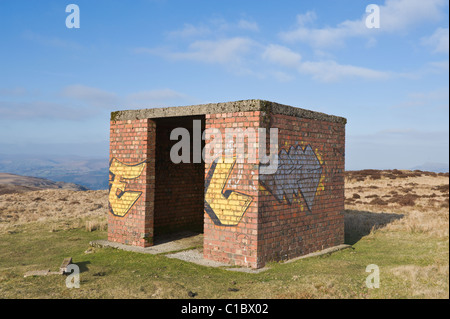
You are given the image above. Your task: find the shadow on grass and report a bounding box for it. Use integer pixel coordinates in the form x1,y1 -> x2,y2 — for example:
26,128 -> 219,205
153,230 -> 202,246
74,261 -> 91,273
344,209 -> 404,245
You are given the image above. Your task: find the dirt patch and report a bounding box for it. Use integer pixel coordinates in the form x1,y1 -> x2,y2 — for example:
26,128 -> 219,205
433,184 -> 449,193
344,169 -> 438,182
389,194 -> 420,206
421,193 -> 438,198
399,187 -> 414,193
369,198 -> 388,206
345,169 -> 382,181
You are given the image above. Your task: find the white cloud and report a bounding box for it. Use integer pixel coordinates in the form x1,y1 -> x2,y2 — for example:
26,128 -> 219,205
142,38 -> 394,82
270,71 -> 295,82
139,13 -> 407,82
0,100 -> 89,120
0,86 -> 99,120
409,88 -> 449,101
209,17 -> 259,32
61,85 -> 196,109
166,24 -> 211,38
427,60 -> 450,71
61,85 -> 120,108
279,0 -> 447,48
280,19 -> 366,48
137,16 -> 263,75
421,27 -> 449,54
138,37 -> 256,65
126,89 -> 196,107
380,0 -> 445,31
299,60 -> 390,82
365,37 -> 378,48
23,31 -> 83,50
261,44 -> 391,82
0,85 -> 196,120
262,44 -> 302,68
237,19 -> 259,32
391,87 -> 449,109
182,37 -> 255,63
296,11 -> 317,26
165,18 -> 259,40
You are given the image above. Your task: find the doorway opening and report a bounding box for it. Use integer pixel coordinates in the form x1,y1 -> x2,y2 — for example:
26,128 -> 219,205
153,115 -> 205,243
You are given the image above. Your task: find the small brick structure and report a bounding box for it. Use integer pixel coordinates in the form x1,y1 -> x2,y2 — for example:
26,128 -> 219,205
108,100 -> 346,268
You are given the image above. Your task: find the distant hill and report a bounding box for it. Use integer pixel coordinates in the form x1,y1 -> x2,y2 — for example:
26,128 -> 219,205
0,172 -> 89,195
0,154 -> 108,190
412,162 -> 449,173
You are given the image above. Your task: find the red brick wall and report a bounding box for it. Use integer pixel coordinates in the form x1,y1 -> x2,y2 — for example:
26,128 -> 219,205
203,111 -> 261,268
258,113 -> 345,264
108,108 -> 345,268
108,119 -> 155,247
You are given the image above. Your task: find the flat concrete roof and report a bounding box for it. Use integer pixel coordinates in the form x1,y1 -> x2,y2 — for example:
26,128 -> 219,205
111,99 -> 347,124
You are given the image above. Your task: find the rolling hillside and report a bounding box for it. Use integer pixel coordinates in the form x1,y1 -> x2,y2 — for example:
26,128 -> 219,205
0,172 -> 88,195
0,154 -> 108,190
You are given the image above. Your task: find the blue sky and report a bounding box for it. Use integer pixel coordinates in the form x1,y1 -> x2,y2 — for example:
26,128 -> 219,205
0,0 -> 448,170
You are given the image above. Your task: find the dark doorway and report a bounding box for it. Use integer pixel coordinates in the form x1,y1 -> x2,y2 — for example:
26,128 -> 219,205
153,115 -> 205,240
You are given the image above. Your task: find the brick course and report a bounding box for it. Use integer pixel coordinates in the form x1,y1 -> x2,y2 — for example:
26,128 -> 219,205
108,118 -> 155,247
257,113 -> 345,265
203,111 -> 261,268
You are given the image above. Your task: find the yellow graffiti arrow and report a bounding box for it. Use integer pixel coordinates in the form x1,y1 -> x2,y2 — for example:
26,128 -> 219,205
205,157 -> 253,226
109,158 -> 146,217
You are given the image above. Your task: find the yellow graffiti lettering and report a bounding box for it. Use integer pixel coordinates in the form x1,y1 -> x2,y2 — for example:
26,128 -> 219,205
205,157 -> 253,226
109,158 -> 146,217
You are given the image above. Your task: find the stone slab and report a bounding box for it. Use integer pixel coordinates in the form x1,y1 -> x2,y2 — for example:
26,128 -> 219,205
111,99 -> 347,124
90,236 -> 350,272
59,257 -> 72,274
90,231 -> 203,255
24,270 -> 50,277
165,249 -> 229,268
166,249 -> 270,273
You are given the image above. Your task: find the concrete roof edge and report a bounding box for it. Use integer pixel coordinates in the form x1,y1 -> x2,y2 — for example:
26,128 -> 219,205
110,99 -> 347,124
263,100 -> 347,125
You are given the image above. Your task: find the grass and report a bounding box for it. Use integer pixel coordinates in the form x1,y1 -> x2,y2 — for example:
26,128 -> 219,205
0,171 -> 448,299
0,215 -> 447,299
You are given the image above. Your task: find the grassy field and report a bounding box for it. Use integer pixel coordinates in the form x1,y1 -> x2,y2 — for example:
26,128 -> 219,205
0,170 -> 448,299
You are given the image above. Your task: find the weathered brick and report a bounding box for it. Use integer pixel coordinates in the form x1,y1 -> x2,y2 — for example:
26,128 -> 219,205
108,100 -> 346,268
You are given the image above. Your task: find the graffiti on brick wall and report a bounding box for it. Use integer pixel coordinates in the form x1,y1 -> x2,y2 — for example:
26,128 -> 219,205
204,157 -> 253,226
109,158 -> 146,217
260,144 -> 323,212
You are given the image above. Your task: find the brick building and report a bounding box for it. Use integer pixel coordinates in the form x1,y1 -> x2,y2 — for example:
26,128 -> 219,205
108,100 -> 346,268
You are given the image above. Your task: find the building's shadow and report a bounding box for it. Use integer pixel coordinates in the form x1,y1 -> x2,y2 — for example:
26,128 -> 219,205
153,230 -> 202,246
74,261 -> 91,273
344,209 -> 404,245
